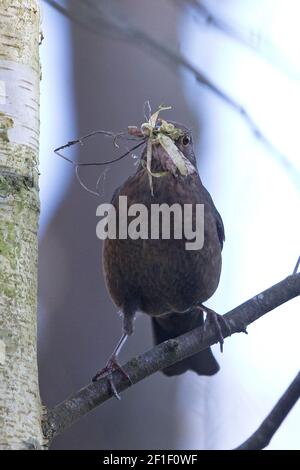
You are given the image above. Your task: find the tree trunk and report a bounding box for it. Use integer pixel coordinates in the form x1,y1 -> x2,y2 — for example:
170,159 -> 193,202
0,0 -> 43,449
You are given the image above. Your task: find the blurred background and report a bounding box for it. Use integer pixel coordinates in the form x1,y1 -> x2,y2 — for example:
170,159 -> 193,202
38,0 -> 300,449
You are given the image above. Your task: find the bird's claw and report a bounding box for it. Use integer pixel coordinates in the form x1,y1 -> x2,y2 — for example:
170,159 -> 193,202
200,305 -> 231,352
92,357 -> 132,400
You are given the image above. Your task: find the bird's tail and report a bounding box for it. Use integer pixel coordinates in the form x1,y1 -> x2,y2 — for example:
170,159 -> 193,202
151,308 -> 219,376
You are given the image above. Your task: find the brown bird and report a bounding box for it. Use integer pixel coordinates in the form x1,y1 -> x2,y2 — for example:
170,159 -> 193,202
93,121 -> 225,396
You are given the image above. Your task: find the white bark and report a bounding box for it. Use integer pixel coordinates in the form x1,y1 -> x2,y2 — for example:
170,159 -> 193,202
0,0 -> 43,449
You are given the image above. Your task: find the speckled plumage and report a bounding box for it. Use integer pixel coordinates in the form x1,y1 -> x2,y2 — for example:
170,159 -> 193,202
103,125 -> 224,376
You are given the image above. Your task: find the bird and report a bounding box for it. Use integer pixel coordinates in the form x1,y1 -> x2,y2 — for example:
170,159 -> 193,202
92,120 -> 226,397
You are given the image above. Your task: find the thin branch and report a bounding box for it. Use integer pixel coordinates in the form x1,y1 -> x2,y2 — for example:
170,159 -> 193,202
43,272 -> 300,442
54,132 -> 146,196
54,134 -> 145,167
43,0 -> 300,190
293,256 -> 300,275
235,371 -> 300,450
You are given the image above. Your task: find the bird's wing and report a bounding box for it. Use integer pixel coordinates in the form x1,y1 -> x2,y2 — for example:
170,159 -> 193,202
215,208 -> 225,250
202,185 -> 225,250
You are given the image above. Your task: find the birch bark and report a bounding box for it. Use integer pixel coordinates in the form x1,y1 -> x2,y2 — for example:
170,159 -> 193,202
0,0 -> 43,449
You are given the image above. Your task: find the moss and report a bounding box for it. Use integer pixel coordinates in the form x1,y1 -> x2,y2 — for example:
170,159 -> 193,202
0,176 -> 11,193
0,222 -> 17,270
0,173 -> 37,203
0,285 -> 16,299
0,113 -> 14,143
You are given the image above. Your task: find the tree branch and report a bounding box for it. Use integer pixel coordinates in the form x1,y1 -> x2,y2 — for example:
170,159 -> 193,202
43,0 -> 300,190
43,272 -> 300,443
235,371 -> 300,450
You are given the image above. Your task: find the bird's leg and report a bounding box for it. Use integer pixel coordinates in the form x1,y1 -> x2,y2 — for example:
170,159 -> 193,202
92,311 -> 135,400
198,304 -> 231,352
92,332 -> 131,399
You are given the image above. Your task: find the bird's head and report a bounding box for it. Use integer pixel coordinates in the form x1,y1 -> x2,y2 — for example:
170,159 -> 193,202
166,121 -> 196,167
140,120 -> 197,173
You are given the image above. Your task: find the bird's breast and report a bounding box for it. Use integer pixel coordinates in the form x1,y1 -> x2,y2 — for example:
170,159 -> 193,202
103,170 -> 222,316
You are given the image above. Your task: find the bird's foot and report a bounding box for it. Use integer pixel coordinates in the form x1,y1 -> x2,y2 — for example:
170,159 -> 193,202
92,356 -> 132,400
199,305 -> 231,352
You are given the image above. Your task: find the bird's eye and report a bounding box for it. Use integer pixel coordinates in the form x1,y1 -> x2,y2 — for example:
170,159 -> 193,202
182,135 -> 190,146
